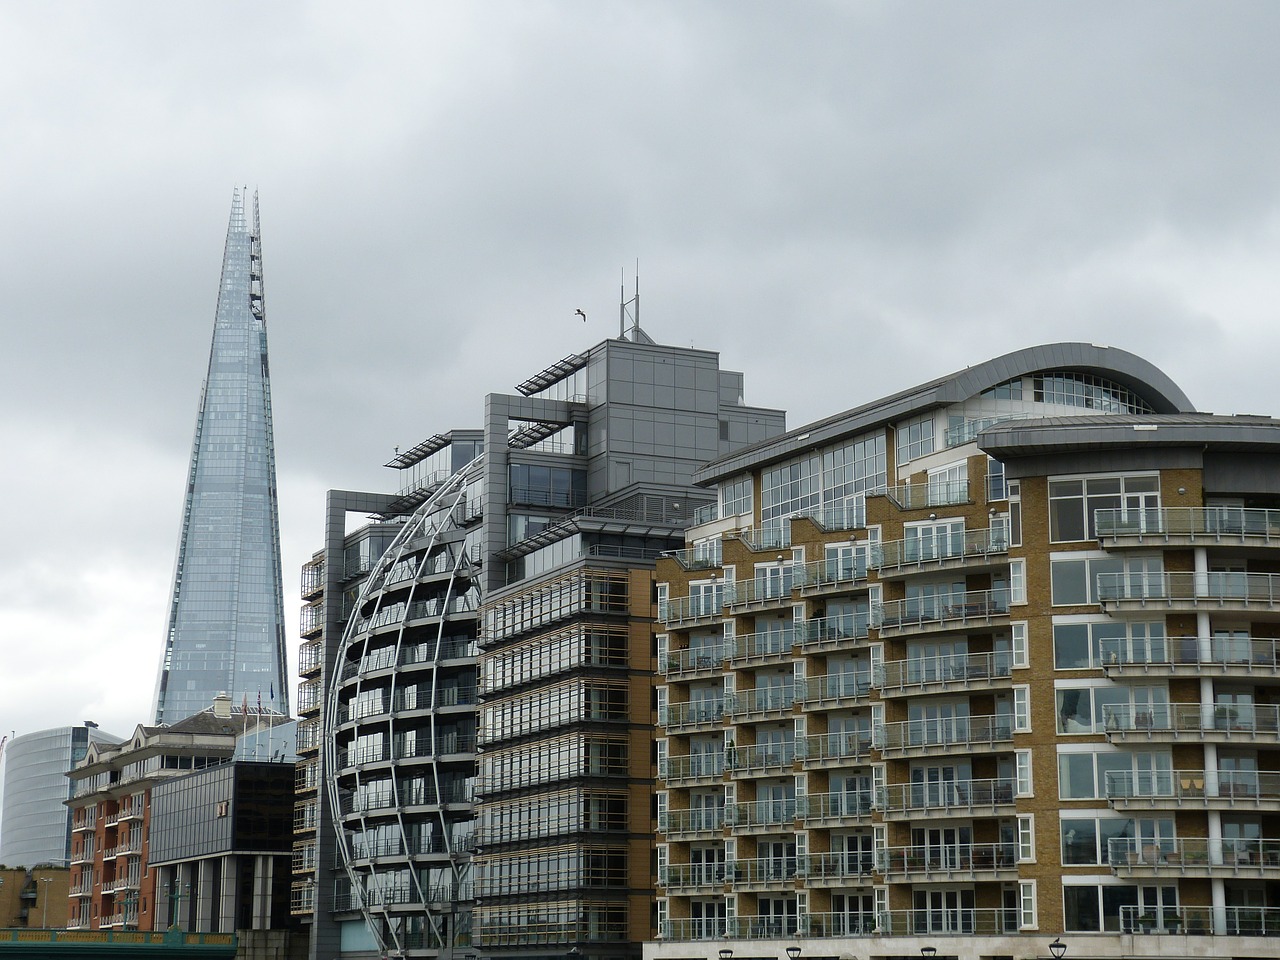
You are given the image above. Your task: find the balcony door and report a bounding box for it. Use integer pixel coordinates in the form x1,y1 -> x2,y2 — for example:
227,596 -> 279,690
908,699 -> 969,745
910,761 -> 970,807
913,887 -> 976,933
905,518 -> 965,563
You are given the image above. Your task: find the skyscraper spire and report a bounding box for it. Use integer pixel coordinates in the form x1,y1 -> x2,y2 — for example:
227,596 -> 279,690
153,189 -> 289,724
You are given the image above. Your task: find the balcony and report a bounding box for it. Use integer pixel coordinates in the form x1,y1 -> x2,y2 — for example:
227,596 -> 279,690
801,730 -> 874,767
660,862 -> 726,892
877,908 -> 1019,936
879,842 -> 1018,880
727,629 -> 796,667
1119,904 -> 1280,936
792,500 -> 867,532
662,699 -> 726,733
298,638 -> 323,677
661,807 -> 725,838
875,589 -> 1009,638
1099,571 -> 1280,619
663,593 -> 724,628
663,541 -> 723,571
659,918 -> 727,941
795,556 -> 868,597
1102,635 -> 1280,680
729,797 -> 796,832
878,715 -> 1014,759
661,751 -> 726,785
728,741 -> 798,775
1109,836 -> 1280,878
800,790 -> 875,826
801,911 -> 879,936
733,526 -> 791,552
878,777 -> 1016,821
804,851 -> 876,885
724,574 -> 795,613
726,685 -> 797,720
878,479 -> 971,512
1106,769 -> 1280,812
872,528 -> 1008,579
727,855 -> 799,888
878,650 -> 1013,698
799,671 -> 873,709
1102,702 -> 1280,745
1096,506 -> 1280,549
661,644 -> 729,678
795,613 -> 870,651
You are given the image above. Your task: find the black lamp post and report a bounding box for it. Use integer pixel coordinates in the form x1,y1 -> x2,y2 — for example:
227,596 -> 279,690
786,947 -> 801,960
720,949 -> 733,960
920,948 -> 937,960
1049,938 -> 1066,960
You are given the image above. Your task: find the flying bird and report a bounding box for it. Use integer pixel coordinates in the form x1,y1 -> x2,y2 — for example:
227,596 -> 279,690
575,309 -> 586,322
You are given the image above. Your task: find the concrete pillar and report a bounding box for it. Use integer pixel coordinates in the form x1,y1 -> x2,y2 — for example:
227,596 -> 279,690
220,856 -> 237,932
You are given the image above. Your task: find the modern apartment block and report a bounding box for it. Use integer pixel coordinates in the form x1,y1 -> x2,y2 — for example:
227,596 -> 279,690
305,323 -> 784,960
65,697 -> 291,937
648,343 -> 1280,959
154,188 -> 289,725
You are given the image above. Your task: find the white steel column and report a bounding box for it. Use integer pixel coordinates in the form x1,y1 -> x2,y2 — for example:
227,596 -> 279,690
1196,546 -> 1227,934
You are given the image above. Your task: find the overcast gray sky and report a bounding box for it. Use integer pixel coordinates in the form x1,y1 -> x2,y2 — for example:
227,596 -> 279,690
2,0 -> 1279,745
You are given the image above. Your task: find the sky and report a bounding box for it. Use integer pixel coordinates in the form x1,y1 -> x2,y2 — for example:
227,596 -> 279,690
2,0 -> 1280,750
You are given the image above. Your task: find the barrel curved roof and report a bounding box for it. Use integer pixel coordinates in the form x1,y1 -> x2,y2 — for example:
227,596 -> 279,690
693,342 -> 1195,485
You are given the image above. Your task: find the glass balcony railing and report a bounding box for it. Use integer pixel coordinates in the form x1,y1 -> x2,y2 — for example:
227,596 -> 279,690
879,841 -> 1017,875
1096,506 -> 1280,544
1101,635 -> 1280,671
1101,702 -> 1280,739
879,715 -> 1014,754
729,798 -> 798,828
872,527 -> 1008,574
799,670 -> 874,705
878,479 -> 971,511
875,588 -> 1009,631
802,730 -> 874,764
878,777 -> 1015,817
1109,835 -> 1280,870
1098,571 -> 1280,607
801,790 -> 875,821
1105,768 -> 1280,803
878,650 -> 1012,693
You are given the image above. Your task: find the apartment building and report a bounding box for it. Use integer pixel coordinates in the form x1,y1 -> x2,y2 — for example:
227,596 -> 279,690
313,322 -> 784,960
649,343 -> 1280,959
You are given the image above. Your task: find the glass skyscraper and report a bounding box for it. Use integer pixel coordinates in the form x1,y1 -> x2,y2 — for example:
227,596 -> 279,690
153,189 -> 289,725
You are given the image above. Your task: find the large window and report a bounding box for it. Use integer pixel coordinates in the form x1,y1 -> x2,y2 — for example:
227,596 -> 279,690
1063,884 -> 1140,933
509,463 -> 587,509
1033,372 -> 1155,415
1053,621 -> 1165,670
823,434 -> 886,504
896,414 -> 935,465
1049,474 -> 1160,542
761,454 -> 821,523
722,476 -> 753,518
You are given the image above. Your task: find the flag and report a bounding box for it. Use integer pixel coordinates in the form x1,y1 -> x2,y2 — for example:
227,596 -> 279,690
257,690 -> 263,715
269,682 -> 275,703
241,693 -> 248,715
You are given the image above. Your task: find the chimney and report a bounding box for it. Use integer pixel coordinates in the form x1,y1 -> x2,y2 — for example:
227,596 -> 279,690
212,693 -> 232,719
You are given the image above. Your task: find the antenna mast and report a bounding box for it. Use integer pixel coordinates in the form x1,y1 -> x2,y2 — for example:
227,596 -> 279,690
619,261 -> 640,341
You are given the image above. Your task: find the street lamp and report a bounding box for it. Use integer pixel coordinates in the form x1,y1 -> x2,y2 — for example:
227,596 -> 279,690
719,949 -> 733,960
1049,938 -> 1066,960
920,949 -> 937,960
786,947 -> 801,960
40,878 -> 53,928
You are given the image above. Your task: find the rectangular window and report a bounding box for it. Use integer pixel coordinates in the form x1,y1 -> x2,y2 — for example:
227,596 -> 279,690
1018,815 -> 1035,862
722,476 -> 753,518
1050,556 -> 1129,606
1015,749 -> 1033,797
1019,879 -> 1037,929
987,457 -> 1007,502
1049,474 -> 1161,543
896,413 -> 935,465
1007,479 -> 1022,546
1054,621 -> 1165,670
1009,559 -> 1026,605
1014,685 -> 1031,733
1011,622 -> 1029,668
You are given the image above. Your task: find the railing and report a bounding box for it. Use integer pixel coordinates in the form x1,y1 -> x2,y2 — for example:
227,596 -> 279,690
663,541 -> 723,570
1109,835 -> 1280,869
792,500 -> 867,532
0,931 -> 236,947
879,715 -> 1014,753
804,851 -> 876,881
796,613 -> 871,647
662,699 -> 725,729
725,573 -> 796,608
661,752 -> 725,782
796,556 -> 868,590
730,914 -> 801,939
1105,768 -> 1280,803
877,908 -> 1019,936
1098,571 -> 1280,607
1119,904 -> 1280,935
662,807 -> 725,835
876,589 -> 1009,631
800,670 -> 873,705
803,730 -> 874,763
802,790 -> 875,821
660,917 -> 727,941
662,592 -> 724,625
662,644 -> 729,676
879,650 -> 1012,693
879,842 -> 1017,874
879,777 -> 1015,817
1096,506 -> 1280,544
872,527 -> 1008,574
1102,702 -> 1280,738
660,862 -> 727,889
726,685 -> 797,716
946,413 -> 1038,447
735,525 -> 791,551
477,919 -> 629,946
729,856 -> 799,884
1101,635 -> 1280,671
728,741 -> 798,772
801,912 -> 879,936
728,628 -> 796,662
729,798 -> 798,828
879,480 -> 971,511
693,502 -> 720,525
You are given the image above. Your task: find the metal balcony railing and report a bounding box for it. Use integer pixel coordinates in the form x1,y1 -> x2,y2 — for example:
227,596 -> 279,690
726,685 -> 797,717
663,541 -> 723,570
1102,702 -> 1280,739
661,644 -> 730,676
872,527 -> 1008,574
725,573 -> 796,608
662,699 -> 726,730
878,777 -> 1015,817
878,479 -> 971,511
795,613 -> 870,648
801,790 -> 875,821
799,671 -> 873,705
802,730 -> 874,764
728,741 -> 798,772
1101,635 -> 1280,671
1096,506 -> 1280,544
1098,571 -> 1280,608
662,807 -> 725,835
796,556 -> 868,590
734,526 -> 792,551
879,842 -> 1017,875
661,752 -> 726,782
660,862 -> 727,889
1105,768 -> 1280,804
878,650 -> 1012,693
662,592 -> 724,625
1119,904 -> 1280,936
728,629 -> 796,663
876,589 -> 1009,632
877,907 -> 1019,936
729,798 -> 797,828
879,715 -> 1014,754
1109,835 -> 1280,870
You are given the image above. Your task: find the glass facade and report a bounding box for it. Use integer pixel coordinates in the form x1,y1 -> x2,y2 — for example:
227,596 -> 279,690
154,190 -> 288,725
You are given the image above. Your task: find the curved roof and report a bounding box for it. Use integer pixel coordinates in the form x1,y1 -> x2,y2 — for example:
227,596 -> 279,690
694,342 -> 1195,485
979,413 -> 1280,460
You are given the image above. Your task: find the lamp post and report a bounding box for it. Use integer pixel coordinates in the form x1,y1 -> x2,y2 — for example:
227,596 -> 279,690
40,877 -> 53,929
1049,938 -> 1067,960
920,948 -> 937,960
786,947 -> 801,960
719,949 -> 733,960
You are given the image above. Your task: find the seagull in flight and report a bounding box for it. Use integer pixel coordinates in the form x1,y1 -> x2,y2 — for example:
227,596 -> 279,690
575,309 -> 586,322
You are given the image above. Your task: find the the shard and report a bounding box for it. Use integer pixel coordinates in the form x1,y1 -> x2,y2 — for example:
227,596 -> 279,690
153,189 -> 289,725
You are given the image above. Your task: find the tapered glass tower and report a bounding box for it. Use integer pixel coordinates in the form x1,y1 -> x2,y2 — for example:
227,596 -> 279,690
153,189 -> 289,724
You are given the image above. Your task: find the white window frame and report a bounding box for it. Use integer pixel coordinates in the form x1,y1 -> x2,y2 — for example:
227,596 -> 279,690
1015,749 -> 1034,797
1019,879 -> 1038,930
1013,685 -> 1031,733
1018,814 -> 1036,862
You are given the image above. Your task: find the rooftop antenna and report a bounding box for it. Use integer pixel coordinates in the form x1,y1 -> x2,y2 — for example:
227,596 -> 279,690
619,260 -> 651,343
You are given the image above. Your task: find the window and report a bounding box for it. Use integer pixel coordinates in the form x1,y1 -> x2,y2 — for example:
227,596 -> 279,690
1049,474 -> 1160,542
1011,622 -> 1028,668
896,414 -> 935,465
1063,883 -> 1140,933
1015,750 -> 1033,797
982,377 -> 1024,401
986,457 -> 1007,501
1033,372 -> 1154,414
761,454 -> 821,523
1014,686 -> 1031,732
1007,479 -> 1022,546
1053,620 -> 1166,670
1058,750 -> 1138,800
1050,555 -> 1129,605
722,476 -> 752,518
1017,815 -> 1035,862
1010,559 -> 1026,605
1060,816 -> 1155,866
